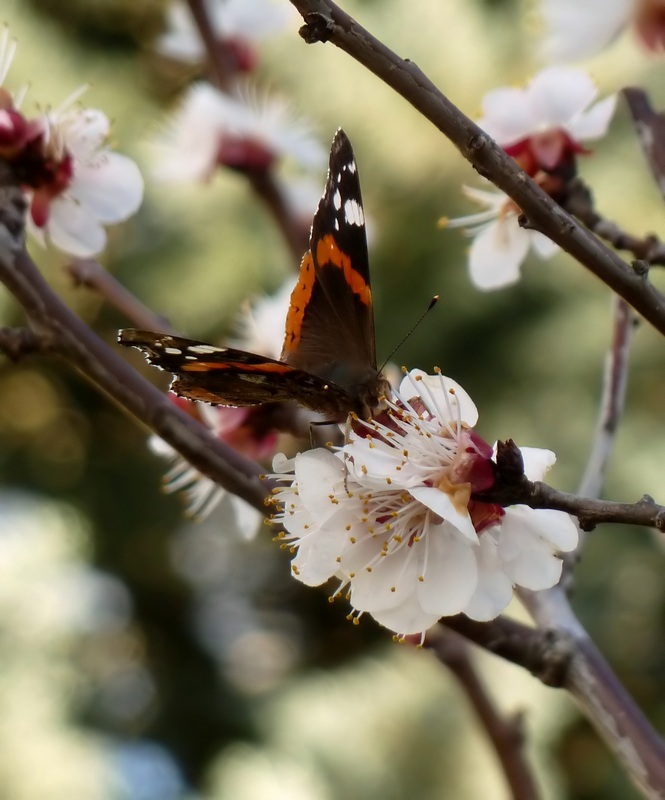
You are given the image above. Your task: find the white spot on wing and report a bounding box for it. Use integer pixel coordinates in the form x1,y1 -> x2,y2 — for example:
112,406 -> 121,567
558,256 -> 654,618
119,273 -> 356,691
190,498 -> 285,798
187,344 -> 226,355
164,347 -> 182,355
333,189 -> 342,210
347,161 -> 356,174
344,198 -> 364,227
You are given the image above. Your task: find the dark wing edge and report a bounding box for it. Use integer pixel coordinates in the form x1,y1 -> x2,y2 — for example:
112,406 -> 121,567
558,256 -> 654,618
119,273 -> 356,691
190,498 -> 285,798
283,129 -> 377,374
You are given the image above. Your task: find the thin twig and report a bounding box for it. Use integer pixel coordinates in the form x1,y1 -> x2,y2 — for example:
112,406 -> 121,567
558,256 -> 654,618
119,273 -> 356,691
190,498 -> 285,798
67,258 -> 177,333
184,0 -> 236,92
560,297 -> 636,568
564,179 -> 665,265
0,326 -> 54,359
623,87 -> 665,203
441,611 -> 665,798
288,0 -> 665,338
427,626 -> 541,800
0,181 -> 269,512
185,0 -> 310,261
278,7 -> 665,795
579,300 -> 637,499
477,440 -> 665,531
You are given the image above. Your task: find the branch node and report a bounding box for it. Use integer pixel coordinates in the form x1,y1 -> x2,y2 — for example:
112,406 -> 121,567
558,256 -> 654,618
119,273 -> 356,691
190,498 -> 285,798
0,184 -> 27,259
631,259 -> 650,277
0,327 -> 53,360
532,629 -> 573,687
577,515 -> 597,533
299,13 -> 333,43
494,439 -> 525,484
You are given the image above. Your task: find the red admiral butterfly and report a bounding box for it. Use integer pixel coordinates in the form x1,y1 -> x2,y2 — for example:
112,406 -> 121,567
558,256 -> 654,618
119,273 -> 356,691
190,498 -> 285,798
119,129 -> 389,421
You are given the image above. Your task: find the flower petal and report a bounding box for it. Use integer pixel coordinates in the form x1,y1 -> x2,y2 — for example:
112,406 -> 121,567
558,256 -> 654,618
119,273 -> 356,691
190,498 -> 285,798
518,446 -> 556,481
463,534 -> 514,620
503,506 -> 579,552
348,539 -> 420,613
530,231 -> 559,260
478,87 -> 539,146
539,0 -> 632,61
416,523 -> 478,615
72,152 -> 144,223
526,66 -> 598,129
410,486 -> 478,541
46,195 -> 107,257
398,370 -> 479,427
290,515 -> 355,586
468,217 -> 529,291
368,594 -> 442,636
294,450 -> 346,516
498,507 -> 578,589
568,94 -> 618,142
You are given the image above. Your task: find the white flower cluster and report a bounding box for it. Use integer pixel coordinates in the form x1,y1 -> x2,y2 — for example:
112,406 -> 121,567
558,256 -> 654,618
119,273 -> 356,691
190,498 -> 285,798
270,370 -> 578,637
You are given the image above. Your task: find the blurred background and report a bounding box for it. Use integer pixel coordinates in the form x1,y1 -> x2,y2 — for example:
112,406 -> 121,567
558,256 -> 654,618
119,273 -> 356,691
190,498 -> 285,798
1,0 -> 665,797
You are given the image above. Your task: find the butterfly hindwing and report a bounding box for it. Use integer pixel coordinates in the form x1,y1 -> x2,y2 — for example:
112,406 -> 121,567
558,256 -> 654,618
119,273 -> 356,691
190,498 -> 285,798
118,330 -> 357,414
119,129 -> 388,421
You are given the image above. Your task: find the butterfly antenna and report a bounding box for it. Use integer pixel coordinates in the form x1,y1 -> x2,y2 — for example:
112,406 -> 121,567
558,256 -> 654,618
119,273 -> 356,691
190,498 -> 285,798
379,295 -> 439,371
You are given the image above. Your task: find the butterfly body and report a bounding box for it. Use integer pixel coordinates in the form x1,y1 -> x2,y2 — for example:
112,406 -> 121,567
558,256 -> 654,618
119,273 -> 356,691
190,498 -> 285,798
119,130 -> 388,422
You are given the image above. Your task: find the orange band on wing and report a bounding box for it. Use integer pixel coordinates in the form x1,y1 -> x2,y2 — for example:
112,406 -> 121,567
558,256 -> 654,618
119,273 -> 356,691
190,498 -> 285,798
182,361 -> 292,374
283,251 -> 316,352
316,234 -> 371,305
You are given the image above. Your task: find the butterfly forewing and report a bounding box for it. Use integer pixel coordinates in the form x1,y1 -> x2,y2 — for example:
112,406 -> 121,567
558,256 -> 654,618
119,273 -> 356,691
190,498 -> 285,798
119,129 -> 387,422
282,129 -> 377,382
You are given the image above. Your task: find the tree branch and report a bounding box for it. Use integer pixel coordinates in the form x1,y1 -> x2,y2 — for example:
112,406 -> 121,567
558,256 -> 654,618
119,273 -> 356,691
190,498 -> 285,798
67,258 -> 177,333
439,611 -> 665,798
478,441 -> 665,532
563,179 -> 665,265
288,0 -> 665,338
578,297 -> 636,500
0,326 -> 54,359
623,87 -> 665,203
0,182 -> 269,513
185,0 -> 310,262
427,626 -> 541,800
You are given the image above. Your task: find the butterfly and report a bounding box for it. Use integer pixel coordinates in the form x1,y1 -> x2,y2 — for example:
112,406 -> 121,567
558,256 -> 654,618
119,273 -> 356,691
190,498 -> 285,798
118,129 -> 389,422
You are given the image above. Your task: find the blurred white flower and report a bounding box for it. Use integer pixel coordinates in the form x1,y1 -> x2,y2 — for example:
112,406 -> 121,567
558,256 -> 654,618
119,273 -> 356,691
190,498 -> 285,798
230,278 -> 295,357
0,25 -> 16,88
150,280 -> 294,524
0,29 -> 42,157
156,0 -> 293,68
478,66 -> 617,175
270,370 -> 578,637
151,82 -> 325,182
538,0 -> 665,61
150,400 -> 276,530
442,186 -> 558,290
27,102 -> 143,257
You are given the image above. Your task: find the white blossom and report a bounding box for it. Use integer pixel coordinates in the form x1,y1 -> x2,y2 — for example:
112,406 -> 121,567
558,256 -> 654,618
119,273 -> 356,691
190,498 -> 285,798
538,0 -> 665,61
151,82 -> 325,182
150,282 -> 293,523
443,186 -> 559,290
27,101 -> 143,257
156,0 -> 293,65
270,370 -> 578,637
477,66 -> 617,173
